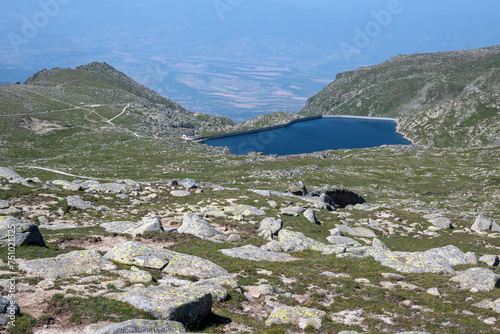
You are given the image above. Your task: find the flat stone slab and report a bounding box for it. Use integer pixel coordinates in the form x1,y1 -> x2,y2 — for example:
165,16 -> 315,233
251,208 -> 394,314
450,267 -> 500,291
0,216 -> 46,247
106,285 -> 213,328
19,249 -> 115,278
220,245 -> 298,262
101,215 -> 164,237
85,319 -> 186,334
171,190 -> 191,197
104,241 -> 232,280
265,306 -> 326,329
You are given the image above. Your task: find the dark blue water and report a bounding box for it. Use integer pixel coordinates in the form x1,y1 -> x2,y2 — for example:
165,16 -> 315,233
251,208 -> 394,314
205,118 -> 411,156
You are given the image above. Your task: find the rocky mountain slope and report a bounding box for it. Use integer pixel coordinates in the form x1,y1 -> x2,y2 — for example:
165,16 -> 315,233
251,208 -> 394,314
0,62 -> 235,141
299,45 -> 500,148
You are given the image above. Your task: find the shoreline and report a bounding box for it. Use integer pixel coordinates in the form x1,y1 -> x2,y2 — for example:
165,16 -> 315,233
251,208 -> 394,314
195,115 -> 407,144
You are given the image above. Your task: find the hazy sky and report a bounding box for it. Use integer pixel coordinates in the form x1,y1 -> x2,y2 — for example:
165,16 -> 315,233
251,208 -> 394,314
1,0 -> 499,119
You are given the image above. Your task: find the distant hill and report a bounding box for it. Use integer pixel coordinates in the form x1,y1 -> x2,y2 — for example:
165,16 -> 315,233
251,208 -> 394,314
0,62 -> 235,142
299,45 -> 500,147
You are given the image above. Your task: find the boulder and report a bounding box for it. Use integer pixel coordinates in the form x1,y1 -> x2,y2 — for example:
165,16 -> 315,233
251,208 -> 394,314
178,213 -> 224,240
171,190 -> 191,197
280,206 -> 306,216
104,241 -> 232,280
0,216 -> 46,247
479,254 -> 500,266
193,204 -> 265,217
101,215 -> 164,237
106,285 -> 213,328
326,235 -> 361,247
472,215 -> 500,232
423,213 -> 453,229
0,167 -> 23,181
220,245 -> 298,262
265,306 -> 326,329
258,217 -> 282,239
181,178 -> 197,189
473,298 -> 500,313
19,249 -> 115,278
53,180 -> 83,191
287,182 -> 308,196
87,182 -> 133,194
0,297 -> 20,326
67,195 -> 93,210
0,200 -> 9,209
450,268 -> 500,291
244,284 -> 277,299
278,229 -> 339,253
116,266 -> 153,284
424,245 -> 470,266
303,208 -> 320,224
85,319 -> 186,334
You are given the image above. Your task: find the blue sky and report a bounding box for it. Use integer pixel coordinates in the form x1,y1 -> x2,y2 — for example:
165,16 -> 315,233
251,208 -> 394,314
1,0 -> 499,120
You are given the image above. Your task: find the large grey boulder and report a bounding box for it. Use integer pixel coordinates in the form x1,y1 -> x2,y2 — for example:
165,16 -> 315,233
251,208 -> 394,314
473,298 -> 500,313
265,306 -> 326,329
104,241 -> 234,281
258,217 -> 282,240
424,245 -> 470,266
450,268 -> 500,291
303,208 -> 320,224
53,180 -> 83,191
471,214 -> 500,232
0,167 -> 23,181
67,195 -> 93,210
220,245 -> 298,262
101,215 -> 164,237
87,181 -> 139,194
178,213 -> 224,240
423,213 -> 453,229
0,297 -> 20,326
0,200 -> 10,209
278,229 -> 343,254
19,249 -> 115,278
286,182 -> 308,196
280,206 -> 306,217
0,216 -> 46,247
327,235 -> 361,247
85,319 -> 186,334
106,285 -> 213,328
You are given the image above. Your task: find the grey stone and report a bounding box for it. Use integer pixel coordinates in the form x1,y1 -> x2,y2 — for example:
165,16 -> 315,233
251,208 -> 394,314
265,306 -> 326,329
381,273 -> 405,281
19,249 -> 115,278
280,206 -> 306,216
106,285 -> 213,328
178,213 -> 223,239
472,214 -> 500,232
181,178 -> 197,189
53,180 -> 83,191
424,245 -> 469,266
287,182 -> 308,196
0,216 -> 46,247
85,319 -> 186,334
0,200 -> 9,209
220,245 -> 298,262
101,215 -> 164,237
465,252 -> 478,264
116,266 -> 153,284
170,190 -> 191,197
260,240 -> 284,252
248,189 -> 271,196
0,167 -> 21,180
67,195 -> 93,210
104,241 -> 233,280
227,234 -> 241,242
0,297 -> 20,326
303,208 -> 320,224
372,238 -> 390,251
278,229 -> 329,253
479,254 -> 500,266
245,284 -> 277,299
450,268 -> 500,291
326,235 -> 361,247
423,212 -> 453,229
258,217 -> 282,239
473,298 -> 500,313
88,182 -> 133,194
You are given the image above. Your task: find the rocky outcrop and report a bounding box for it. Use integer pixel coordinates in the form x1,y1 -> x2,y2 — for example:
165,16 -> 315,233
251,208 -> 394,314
19,249 -> 115,278
178,213 -> 225,240
85,319 -> 186,334
471,214 -> 500,232
101,215 -> 164,237
265,306 -> 326,329
220,245 -> 298,262
0,216 -> 46,247
450,268 -> 500,291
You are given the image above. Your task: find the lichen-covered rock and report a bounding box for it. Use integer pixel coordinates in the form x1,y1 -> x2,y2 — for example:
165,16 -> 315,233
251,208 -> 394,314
327,235 -> 361,247
0,200 -> 10,209
450,268 -> 500,291
280,206 -> 306,216
258,217 -> 282,240
178,213 -> 223,239
88,182 -> 134,194
265,306 -> 326,329
220,245 -> 298,262
171,190 -> 190,197
67,195 -> 93,210
101,215 -> 164,237
104,241 -> 230,279
0,167 -> 23,181
473,298 -> 500,313
479,254 -> 500,266
245,284 -> 277,299
278,229 -> 330,253
85,319 -> 186,334
0,216 -> 46,247
287,182 -> 308,196
303,208 -> 320,224
106,285 -> 213,328
53,180 -> 83,191
19,249 -> 115,278
423,212 -> 453,229
472,214 -> 500,232
116,266 -> 153,284
424,245 -> 470,266
368,249 -> 456,275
